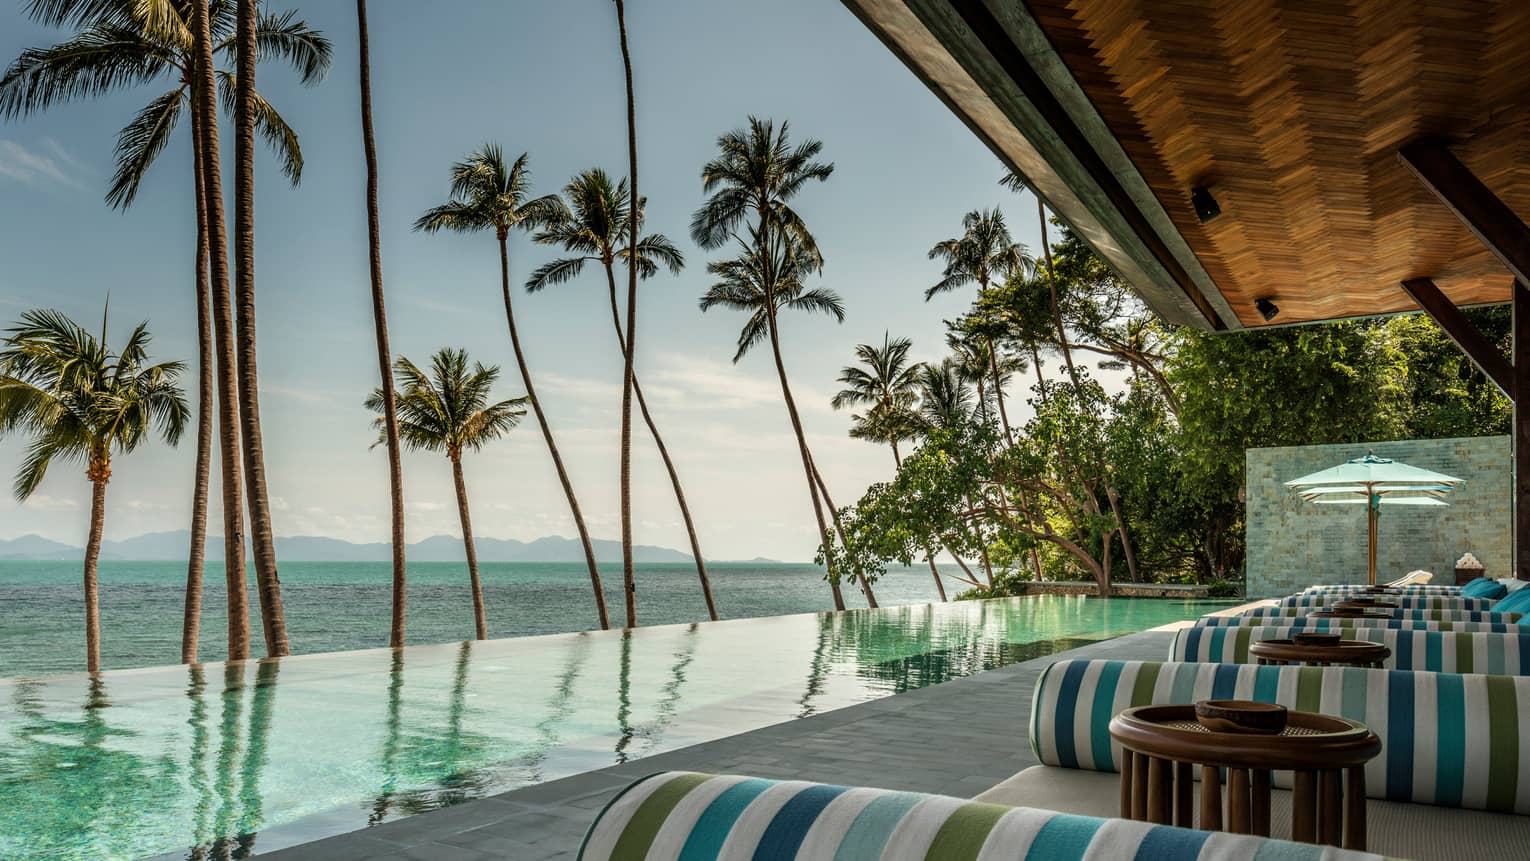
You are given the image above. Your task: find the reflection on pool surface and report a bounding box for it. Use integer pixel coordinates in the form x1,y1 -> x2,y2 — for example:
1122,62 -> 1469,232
0,595 -> 1224,860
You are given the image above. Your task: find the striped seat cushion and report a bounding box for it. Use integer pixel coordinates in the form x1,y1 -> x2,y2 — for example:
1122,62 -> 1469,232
1276,595 -> 1491,610
1170,625 -> 1530,674
1306,584 -> 1462,594
577,771 -> 1394,860
1030,659 -> 1530,813
1194,616 -> 1512,633
1240,606 -> 1518,623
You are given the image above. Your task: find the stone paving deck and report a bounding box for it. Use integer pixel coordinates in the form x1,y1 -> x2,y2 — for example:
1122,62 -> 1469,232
258,629 -> 1174,861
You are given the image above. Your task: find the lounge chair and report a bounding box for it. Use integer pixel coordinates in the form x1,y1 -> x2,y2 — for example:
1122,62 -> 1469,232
977,659 -> 1530,859
1238,606 -> 1521,624
1274,595 -> 1493,610
1171,626 -> 1530,674
1193,616 -> 1514,633
578,771 -> 1394,860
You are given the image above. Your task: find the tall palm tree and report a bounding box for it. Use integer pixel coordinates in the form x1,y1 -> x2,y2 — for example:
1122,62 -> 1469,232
354,0 -> 406,649
613,0 -> 641,629
0,308 -> 189,673
926,208 -> 1034,438
528,170 -> 717,621
831,333 -> 921,464
191,0 -> 246,661
235,0 -> 289,657
831,334 -> 942,599
366,350 -> 527,641
2,0 -> 330,663
691,118 -> 865,609
1001,170 -> 1082,388
415,145 -> 610,631
699,228 -> 875,609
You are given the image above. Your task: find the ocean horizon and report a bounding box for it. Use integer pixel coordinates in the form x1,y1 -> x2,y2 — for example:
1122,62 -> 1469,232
0,560 -> 960,678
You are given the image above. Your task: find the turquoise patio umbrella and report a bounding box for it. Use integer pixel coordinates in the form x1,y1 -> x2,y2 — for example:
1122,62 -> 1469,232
1284,452 -> 1462,585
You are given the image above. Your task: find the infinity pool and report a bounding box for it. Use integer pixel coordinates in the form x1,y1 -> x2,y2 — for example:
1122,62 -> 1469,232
0,595 -> 1225,860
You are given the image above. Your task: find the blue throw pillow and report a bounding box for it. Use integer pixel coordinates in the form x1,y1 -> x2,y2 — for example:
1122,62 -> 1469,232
1462,577 -> 1508,600
1496,586 -> 1530,617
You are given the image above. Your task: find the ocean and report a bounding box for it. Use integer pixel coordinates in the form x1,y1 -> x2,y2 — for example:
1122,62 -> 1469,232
0,560 -> 958,678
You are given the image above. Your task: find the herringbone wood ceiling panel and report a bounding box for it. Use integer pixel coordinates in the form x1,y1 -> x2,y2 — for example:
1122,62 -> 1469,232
1027,0 -> 1530,326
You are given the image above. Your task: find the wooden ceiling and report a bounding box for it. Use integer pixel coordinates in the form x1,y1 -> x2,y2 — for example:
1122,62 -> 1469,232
842,0 -> 1530,328
1025,0 -> 1530,327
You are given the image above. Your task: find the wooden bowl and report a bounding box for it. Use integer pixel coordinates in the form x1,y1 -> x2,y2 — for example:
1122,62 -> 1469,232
1292,632 -> 1342,646
1194,700 -> 1289,734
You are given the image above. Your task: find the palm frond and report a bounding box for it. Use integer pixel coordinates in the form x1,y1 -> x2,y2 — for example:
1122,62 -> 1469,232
216,70 -> 302,185
0,24 -> 170,119
106,86 -> 182,209
524,256 -> 592,293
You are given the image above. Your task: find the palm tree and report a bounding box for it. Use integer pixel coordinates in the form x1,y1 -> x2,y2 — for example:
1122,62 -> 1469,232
415,145 -> 610,630
699,228 -> 875,609
927,208 -> 1034,439
528,170 -> 717,621
0,308 -> 188,673
831,333 -> 921,465
913,359 -> 989,588
234,0 -> 289,657
366,350 -> 526,640
2,0 -> 329,664
831,333 -> 942,600
354,0 -> 406,649
1001,170 -> 1082,388
613,0 -> 641,629
691,118 -> 867,609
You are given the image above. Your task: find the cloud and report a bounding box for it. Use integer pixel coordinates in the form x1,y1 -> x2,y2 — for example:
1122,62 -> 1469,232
0,140 -> 85,190
22,494 -> 80,511
406,500 -> 447,512
643,353 -> 834,414
126,499 -> 169,512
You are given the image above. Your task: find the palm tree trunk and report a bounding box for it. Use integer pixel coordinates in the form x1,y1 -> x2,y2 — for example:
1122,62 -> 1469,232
763,309 -> 845,611
356,0 -> 408,649
83,455 -> 108,674
615,0 -> 640,630
181,106 -> 213,665
986,336 -> 1014,444
234,0 -> 289,657
497,232 -> 609,629
191,0 -> 249,662
450,453 -> 487,640
809,454 -> 877,608
1107,487 -> 1140,581
892,444 -> 945,601
1038,198 -> 1081,389
601,264 -> 716,620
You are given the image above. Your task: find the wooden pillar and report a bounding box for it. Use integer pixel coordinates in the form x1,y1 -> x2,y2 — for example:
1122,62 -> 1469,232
1517,281 -> 1530,579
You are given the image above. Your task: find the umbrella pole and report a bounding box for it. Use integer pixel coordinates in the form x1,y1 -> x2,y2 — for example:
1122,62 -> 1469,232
1368,494 -> 1378,586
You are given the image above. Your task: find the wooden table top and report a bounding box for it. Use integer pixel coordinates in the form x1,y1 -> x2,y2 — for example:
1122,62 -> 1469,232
1248,639 -> 1391,665
1109,705 -> 1381,771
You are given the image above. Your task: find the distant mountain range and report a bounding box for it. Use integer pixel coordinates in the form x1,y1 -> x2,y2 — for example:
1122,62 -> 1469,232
0,530 -> 758,564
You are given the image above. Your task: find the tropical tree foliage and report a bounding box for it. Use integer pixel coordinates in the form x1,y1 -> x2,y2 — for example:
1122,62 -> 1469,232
0,308 -> 188,672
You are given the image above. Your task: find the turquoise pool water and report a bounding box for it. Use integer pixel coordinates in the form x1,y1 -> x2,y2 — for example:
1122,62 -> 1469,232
0,595 -> 1225,860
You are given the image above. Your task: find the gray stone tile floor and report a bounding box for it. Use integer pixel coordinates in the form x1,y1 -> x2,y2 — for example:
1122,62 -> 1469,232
257,629 -> 1174,861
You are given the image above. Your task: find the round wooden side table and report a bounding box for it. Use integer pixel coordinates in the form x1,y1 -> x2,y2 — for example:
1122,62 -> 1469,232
1109,704 -> 1381,850
1249,639 -> 1391,668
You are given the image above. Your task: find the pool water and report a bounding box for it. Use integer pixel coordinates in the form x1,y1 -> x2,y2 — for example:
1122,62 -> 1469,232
0,595 -> 1224,860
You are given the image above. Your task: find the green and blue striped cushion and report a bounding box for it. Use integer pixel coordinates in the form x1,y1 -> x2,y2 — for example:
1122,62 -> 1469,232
1194,616 -> 1512,632
577,771 -> 1394,860
1276,594 -> 1492,610
1030,659 -> 1530,813
1241,606 -> 1518,623
1306,584 -> 1462,594
1170,625 -> 1530,674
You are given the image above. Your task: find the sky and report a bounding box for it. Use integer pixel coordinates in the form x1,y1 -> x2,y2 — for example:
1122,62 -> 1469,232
0,0 -> 1055,561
